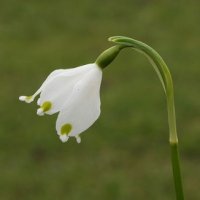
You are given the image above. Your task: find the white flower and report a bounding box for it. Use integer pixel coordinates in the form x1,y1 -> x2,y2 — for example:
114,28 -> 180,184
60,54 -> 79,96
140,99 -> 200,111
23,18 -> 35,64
19,63 -> 102,143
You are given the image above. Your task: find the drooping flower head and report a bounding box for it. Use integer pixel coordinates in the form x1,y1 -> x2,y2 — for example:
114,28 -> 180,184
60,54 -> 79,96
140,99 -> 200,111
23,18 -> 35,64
20,64 -> 102,143
19,45 -> 126,143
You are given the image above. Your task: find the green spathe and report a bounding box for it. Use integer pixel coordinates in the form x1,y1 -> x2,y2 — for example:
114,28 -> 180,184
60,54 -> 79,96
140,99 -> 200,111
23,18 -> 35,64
95,45 -> 128,69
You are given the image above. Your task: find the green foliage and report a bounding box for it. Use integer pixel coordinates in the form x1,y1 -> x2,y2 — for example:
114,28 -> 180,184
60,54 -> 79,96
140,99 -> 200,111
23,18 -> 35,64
0,0 -> 200,199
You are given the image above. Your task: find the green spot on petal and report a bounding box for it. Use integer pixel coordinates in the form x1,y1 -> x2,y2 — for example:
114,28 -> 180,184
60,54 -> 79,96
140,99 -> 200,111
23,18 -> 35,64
24,96 -> 34,103
26,96 -> 33,100
61,123 -> 72,135
41,101 -> 52,112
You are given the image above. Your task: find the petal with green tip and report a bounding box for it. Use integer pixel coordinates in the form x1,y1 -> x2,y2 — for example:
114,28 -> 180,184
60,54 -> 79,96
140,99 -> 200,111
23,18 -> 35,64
56,66 -> 102,141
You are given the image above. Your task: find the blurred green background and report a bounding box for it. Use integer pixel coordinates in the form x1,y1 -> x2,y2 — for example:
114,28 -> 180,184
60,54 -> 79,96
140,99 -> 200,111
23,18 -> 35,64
0,0 -> 200,199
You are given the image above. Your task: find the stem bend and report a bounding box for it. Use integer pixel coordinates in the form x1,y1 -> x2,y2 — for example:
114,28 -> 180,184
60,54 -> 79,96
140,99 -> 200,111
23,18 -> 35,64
108,36 -> 184,200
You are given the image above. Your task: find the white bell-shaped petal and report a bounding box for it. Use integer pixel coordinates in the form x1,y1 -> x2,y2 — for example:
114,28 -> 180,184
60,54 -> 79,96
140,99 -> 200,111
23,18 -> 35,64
37,64 -> 95,115
19,69 -> 65,103
56,65 -> 102,142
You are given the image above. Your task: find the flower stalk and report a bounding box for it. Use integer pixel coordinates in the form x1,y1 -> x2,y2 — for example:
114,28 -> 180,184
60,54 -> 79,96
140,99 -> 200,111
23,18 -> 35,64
109,36 -> 184,200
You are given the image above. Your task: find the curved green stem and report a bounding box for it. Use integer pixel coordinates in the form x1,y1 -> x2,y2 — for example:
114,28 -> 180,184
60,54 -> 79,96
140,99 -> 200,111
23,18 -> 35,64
109,36 -> 184,200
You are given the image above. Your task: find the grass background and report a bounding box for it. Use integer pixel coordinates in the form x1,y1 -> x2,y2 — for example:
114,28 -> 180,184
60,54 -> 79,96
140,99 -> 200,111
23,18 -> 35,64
0,0 -> 200,199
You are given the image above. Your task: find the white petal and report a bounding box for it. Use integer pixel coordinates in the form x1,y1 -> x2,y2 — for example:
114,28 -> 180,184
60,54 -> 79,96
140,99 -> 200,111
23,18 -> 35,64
38,64 -> 95,114
37,108 -> 44,116
54,63 -> 95,77
37,98 -> 41,105
56,65 -> 102,139
34,69 -> 66,96
19,69 -> 65,103
75,135 -> 81,143
60,134 -> 69,143
19,96 -> 27,101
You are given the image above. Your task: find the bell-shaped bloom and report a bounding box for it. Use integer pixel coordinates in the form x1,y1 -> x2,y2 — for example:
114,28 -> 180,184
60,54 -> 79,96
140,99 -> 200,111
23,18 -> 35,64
19,63 -> 102,143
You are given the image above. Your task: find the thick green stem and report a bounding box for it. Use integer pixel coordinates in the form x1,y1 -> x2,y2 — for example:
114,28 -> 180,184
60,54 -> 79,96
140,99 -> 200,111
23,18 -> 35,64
167,94 -> 184,200
108,36 -> 185,199
171,143 -> 184,200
